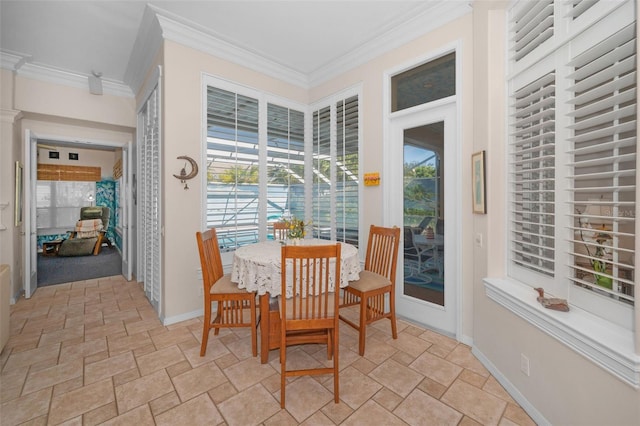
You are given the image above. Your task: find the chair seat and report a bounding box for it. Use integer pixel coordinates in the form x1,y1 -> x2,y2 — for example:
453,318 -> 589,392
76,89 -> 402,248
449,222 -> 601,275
347,270 -> 391,292
210,274 -> 250,294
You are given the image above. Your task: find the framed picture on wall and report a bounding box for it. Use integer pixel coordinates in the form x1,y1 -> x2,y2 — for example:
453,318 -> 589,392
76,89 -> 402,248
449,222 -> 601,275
472,151 -> 486,214
15,161 -> 23,226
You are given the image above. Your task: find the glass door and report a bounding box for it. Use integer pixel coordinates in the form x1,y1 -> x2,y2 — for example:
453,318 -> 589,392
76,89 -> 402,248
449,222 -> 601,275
389,103 -> 458,335
403,125 -> 444,306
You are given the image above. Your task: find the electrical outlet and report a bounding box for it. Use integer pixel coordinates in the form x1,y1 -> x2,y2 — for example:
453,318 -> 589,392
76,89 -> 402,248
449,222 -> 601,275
520,353 -> 530,376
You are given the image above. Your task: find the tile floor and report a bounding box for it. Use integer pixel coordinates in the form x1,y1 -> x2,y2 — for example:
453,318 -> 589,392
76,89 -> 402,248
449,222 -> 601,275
0,276 -> 536,425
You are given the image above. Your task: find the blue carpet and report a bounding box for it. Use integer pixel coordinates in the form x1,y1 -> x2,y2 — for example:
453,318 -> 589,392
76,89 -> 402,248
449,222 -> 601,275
37,246 -> 122,287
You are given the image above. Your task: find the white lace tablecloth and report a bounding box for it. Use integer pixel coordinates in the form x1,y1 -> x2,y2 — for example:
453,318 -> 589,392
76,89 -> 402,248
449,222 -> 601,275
231,239 -> 361,298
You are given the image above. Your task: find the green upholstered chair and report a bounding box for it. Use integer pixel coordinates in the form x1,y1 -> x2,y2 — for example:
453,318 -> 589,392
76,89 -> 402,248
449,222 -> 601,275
58,207 -> 110,257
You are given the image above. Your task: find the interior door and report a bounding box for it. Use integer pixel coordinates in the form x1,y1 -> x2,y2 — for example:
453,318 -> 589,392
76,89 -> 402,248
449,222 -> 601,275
23,130 -> 37,298
120,144 -> 133,280
389,102 -> 458,336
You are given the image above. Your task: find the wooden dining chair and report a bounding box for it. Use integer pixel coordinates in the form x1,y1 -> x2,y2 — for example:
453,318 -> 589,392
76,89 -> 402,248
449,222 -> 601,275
196,229 -> 258,357
280,243 -> 341,408
272,221 -> 289,240
339,225 -> 400,356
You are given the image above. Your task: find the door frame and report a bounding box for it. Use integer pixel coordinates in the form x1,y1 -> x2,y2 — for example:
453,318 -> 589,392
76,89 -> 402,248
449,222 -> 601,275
387,103 -> 460,336
23,131 -> 134,296
382,45 -> 462,338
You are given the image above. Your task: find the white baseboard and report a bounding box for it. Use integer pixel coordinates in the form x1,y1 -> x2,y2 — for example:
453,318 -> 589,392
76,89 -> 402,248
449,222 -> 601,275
162,308 -> 203,326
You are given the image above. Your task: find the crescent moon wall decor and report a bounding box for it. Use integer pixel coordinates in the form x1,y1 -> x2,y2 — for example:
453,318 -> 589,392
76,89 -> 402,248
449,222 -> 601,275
173,155 -> 199,190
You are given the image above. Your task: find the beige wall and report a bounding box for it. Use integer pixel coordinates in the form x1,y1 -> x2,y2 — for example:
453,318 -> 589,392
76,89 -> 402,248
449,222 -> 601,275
15,76 -> 136,128
37,146 -> 119,180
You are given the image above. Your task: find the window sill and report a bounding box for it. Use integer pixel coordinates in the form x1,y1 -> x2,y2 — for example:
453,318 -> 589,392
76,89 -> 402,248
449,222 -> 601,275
483,278 -> 640,389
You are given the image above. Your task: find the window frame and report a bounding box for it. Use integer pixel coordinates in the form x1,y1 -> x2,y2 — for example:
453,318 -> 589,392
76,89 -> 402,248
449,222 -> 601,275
507,0 -> 636,326
310,87 -> 363,248
202,76 -> 362,263
490,0 -> 640,388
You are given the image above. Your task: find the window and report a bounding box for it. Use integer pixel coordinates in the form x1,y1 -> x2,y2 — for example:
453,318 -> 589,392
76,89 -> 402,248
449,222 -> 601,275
36,181 -> 95,233
508,0 -> 636,329
267,103 -> 305,226
205,77 -> 357,251
312,106 -> 331,240
391,52 -> 456,112
312,93 -> 360,246
336,96 -> 360,245
206,85 -> 260,250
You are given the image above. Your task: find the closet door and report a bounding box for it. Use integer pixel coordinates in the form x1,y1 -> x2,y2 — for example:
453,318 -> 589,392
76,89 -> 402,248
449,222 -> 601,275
138,81 -> 162,315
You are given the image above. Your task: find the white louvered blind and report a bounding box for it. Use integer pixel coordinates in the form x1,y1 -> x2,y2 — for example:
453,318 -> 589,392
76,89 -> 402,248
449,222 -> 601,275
509,0 -> 636,326
567,22 -> 636,306
312,106 -> 332,241
336,95 -> 359,246
568,0 -> 599,20
206,86 -> 260,250
138,83 -> 162,310
510,72 -> 556,278
267,104 -> 305,225
512,0 -> 554,61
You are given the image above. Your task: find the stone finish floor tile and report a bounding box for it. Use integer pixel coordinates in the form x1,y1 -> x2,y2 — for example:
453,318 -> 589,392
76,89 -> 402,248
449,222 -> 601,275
369,358 -> 424,397
0,276 -> 535,426
217,383 -> 281,426
394,388 -> 463,425
441,380 -> 508,425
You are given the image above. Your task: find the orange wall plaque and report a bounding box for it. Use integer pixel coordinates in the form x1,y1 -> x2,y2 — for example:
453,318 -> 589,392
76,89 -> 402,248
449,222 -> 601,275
364,172 -> 380,186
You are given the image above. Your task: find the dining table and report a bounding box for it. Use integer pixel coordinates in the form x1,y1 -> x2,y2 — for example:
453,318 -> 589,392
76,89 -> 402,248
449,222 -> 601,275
231,239 -> 361,363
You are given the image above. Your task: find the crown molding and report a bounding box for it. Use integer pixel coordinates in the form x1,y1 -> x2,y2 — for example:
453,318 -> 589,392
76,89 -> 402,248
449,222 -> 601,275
0,109 -> 23,124
149,5 -> 309,89
19,63 -> 134,97
0,50 -> 134,98
0,51 -> 25,71
308,1 -> 472,87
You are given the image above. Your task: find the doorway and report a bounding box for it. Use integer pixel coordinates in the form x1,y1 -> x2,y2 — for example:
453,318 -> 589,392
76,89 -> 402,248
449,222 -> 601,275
385,49 -> 460,336
388,103 -> 459,336
24,131 -> 134,297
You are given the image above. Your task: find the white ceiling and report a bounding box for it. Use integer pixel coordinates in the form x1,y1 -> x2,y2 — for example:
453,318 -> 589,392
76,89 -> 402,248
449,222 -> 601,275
0,1 -> 469,94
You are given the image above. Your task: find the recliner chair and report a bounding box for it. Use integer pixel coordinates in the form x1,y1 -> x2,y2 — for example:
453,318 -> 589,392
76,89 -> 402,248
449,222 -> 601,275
58,206 -> 111,256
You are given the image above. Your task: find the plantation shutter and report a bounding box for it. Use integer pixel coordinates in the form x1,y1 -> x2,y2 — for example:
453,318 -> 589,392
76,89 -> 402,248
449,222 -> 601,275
566,22 -> 636,305
509,72 -> 556,278
567,0 -> 598,20
312,106 -> 332,240
138,82 -> 162,311
336,95 -> 359,246
512,0 -> 554,61
206,87 -> 260,249
267,104 -> 305,226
